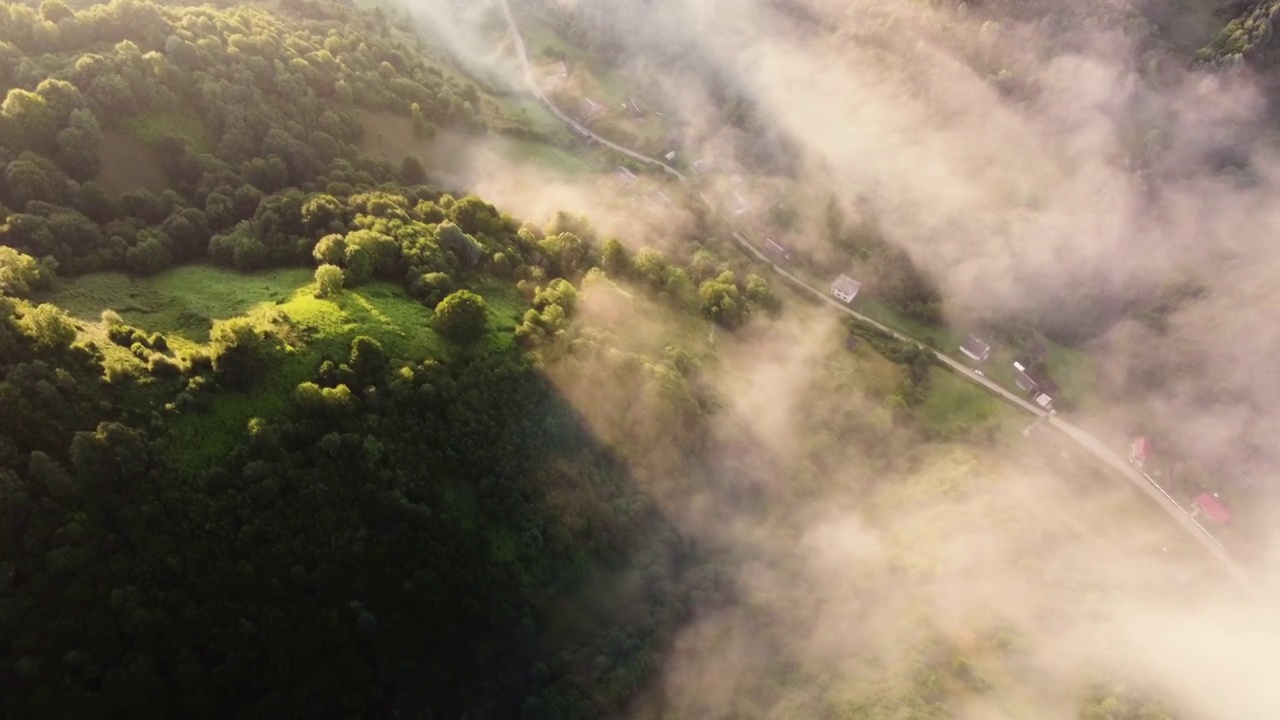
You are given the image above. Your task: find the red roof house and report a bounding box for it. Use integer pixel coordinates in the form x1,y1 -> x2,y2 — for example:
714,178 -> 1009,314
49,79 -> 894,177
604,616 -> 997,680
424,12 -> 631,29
1130,437 -> 1151,467
1194,493 -> 1231,524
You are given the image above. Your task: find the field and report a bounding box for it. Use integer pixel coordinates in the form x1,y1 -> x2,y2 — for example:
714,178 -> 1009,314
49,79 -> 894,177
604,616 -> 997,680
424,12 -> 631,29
121,109 -> 215,153
918,365 -> 1019,440
357,109 -> 594,183
50,265 -> 527,474
94,130 -> 168,195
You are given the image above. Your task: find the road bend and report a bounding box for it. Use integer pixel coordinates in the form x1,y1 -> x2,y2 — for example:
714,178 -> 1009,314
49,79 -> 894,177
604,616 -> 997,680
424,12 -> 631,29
497,0 -> 686,181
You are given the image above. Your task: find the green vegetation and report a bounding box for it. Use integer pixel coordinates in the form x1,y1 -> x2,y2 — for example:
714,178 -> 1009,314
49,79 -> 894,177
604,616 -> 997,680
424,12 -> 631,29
918,367 -> 1009,440
0,0 -> 1221,717
122,110 -> 214,154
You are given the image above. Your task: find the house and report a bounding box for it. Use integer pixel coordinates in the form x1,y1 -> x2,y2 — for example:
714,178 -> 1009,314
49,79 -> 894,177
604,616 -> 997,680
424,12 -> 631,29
1013,367 -> 1039,394
664,150 -> 677,162
763,238 -> 792,263
1033,392 -> 1053,409
580,98 -> 609,123
1192,492 -> 1231,524
645,187 -> 673,207
831,274 -> 861,304
959,335 -> 991,363
1130,437 -> 1151,468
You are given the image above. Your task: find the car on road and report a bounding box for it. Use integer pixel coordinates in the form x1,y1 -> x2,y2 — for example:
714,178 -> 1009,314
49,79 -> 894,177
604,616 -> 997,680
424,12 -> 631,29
973,369 -> 984,377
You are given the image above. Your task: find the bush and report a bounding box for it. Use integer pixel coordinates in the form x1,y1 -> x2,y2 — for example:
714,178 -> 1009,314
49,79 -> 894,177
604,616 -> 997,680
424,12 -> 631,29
433,289 -> 488,344
315,264 -> 344,298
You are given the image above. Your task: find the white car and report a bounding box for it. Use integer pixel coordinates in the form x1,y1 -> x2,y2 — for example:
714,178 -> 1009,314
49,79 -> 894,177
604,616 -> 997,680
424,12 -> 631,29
973,369 -> 984,377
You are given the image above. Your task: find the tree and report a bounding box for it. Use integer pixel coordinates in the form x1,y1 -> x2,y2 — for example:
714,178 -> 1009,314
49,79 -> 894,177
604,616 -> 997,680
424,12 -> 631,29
315,264 -> 344,298
313,233 -> 347,266
0,247 -> 45,297
19,303 -> 77,350
210,317 -> 270,390
699,271 -> 745,328
302,194 -> 344,237
601,238 -> 629,276
54,109 -> 102,180
400,155 -> 426,185
433,289 -> 488,343
349,335 -> 387,382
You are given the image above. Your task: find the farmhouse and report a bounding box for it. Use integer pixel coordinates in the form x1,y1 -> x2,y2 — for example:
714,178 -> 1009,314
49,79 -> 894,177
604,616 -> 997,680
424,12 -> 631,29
1013,367 -> 1039,394
959,335 -> 991,363
1192,492 -> 1231,524
1130,437 -> 1151,468
831,274 -> 861,303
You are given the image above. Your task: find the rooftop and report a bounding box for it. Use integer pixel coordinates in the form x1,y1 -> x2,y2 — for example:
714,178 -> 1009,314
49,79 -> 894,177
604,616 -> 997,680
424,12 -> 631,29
1195,492 -> 1231,524
832,274 -> 861,296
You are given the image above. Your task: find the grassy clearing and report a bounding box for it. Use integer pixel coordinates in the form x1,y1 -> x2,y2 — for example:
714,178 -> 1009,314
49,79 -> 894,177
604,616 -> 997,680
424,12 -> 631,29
122,109 -> 214,154
918,366 -> 1018,439
51,265 -> 476,474
522,18 -> 585,63
1041,335 -> 1096,406
51,267 -> 313,344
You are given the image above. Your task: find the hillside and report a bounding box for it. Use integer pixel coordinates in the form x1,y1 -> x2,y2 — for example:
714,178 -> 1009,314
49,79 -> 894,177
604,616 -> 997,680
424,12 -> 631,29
0,0 -> 1266,718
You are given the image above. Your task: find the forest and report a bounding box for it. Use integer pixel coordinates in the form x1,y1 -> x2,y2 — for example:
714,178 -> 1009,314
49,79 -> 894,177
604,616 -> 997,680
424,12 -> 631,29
0,0 -> 788,715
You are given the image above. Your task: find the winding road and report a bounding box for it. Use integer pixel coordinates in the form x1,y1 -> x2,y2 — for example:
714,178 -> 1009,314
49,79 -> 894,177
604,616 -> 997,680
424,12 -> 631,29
497,0 -> 1262,598
497,0 -> 686,181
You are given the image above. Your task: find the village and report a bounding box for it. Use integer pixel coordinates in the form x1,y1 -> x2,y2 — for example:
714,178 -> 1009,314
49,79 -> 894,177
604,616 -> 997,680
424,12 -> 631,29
525,29 -> 1264,561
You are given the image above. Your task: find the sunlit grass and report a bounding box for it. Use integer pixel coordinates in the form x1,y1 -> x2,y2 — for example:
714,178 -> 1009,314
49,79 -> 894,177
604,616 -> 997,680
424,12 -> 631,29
122,109 -> 215,153
49,265 -> 487,475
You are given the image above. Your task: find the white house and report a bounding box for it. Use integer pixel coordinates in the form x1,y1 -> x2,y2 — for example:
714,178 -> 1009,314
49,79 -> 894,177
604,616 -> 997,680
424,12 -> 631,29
959,335 -> 991,363
831,274 -> 861,303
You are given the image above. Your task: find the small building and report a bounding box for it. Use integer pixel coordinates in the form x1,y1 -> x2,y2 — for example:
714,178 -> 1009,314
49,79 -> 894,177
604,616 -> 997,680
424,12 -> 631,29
1013,368 -> 1039,394
959,335 -> 991,363
1192,492 -> 1231,524
580,98 -> 608,123
831,274 -> 861,304
1013,361 -> 1026,372
763,238 -> 792,263
617,166 -> 637,184
1130,437 -> 1151,468
664,150 -> 677,162
1033,392 -> 1053,409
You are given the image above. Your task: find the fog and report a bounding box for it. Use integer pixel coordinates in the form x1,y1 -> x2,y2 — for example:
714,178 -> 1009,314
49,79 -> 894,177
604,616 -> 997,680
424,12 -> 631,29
399,0 -> 1280,714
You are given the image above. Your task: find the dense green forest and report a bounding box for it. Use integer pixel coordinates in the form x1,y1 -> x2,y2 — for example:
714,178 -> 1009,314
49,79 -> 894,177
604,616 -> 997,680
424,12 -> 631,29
0,0 -> 789,715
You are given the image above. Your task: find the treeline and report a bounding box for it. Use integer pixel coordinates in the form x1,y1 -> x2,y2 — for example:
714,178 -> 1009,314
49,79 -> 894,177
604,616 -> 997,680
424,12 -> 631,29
0,0 -> 491,276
